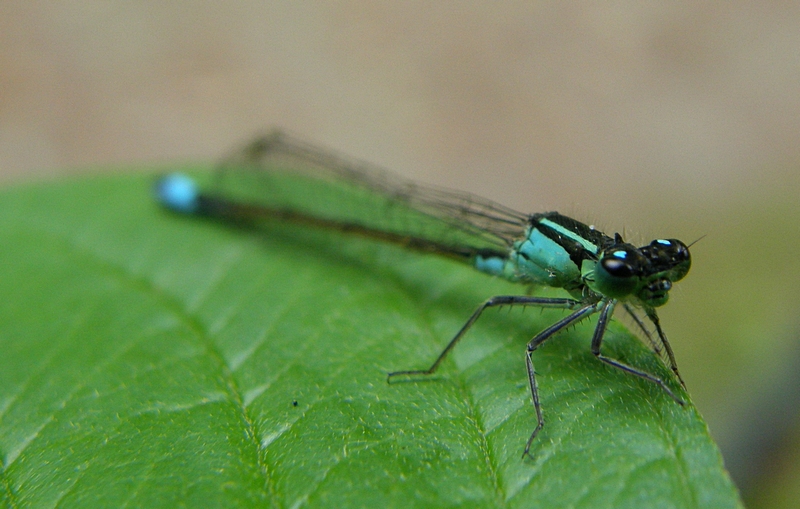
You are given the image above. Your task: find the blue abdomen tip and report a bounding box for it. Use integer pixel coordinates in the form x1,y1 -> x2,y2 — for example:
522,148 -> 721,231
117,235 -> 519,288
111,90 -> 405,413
154,173 -> 199,214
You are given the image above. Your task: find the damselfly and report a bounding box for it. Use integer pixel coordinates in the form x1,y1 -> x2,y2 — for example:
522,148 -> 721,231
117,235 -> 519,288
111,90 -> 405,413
155,131 -> 691,458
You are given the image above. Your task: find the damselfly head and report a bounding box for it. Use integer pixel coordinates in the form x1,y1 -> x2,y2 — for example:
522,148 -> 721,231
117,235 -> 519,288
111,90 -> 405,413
587,237 -> 691,307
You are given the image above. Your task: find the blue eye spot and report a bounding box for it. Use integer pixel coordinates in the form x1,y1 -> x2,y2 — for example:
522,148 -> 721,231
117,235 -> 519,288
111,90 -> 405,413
612,250 -> 627,259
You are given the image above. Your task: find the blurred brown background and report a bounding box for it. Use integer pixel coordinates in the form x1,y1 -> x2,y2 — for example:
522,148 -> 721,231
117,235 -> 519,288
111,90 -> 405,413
3,3 -> 800,506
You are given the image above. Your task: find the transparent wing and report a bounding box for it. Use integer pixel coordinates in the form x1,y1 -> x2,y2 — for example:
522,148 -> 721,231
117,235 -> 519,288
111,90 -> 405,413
212,130 -> 531,255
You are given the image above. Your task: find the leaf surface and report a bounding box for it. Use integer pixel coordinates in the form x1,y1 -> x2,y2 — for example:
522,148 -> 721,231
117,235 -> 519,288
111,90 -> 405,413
0,172 -> 742,508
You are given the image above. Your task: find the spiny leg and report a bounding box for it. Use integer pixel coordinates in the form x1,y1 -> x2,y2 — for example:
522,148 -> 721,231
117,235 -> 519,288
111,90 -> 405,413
591,301 -> 685,405
644,307 -> 686,389
387,295 -> 583,381
522,303 -> 601,458
623,303 -> 686,390
622,303 -> 662,356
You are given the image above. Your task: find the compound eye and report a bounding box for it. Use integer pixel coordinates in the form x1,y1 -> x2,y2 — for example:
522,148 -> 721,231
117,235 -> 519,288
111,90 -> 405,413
601,255 -> 636,278
648,238 -> 692,281
673,241 -> 690,262
650,239 -> 690,262
592,247 -> 646,298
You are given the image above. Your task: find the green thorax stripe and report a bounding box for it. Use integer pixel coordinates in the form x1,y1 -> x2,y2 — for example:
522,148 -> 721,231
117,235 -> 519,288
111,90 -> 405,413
533,212 -> 611,263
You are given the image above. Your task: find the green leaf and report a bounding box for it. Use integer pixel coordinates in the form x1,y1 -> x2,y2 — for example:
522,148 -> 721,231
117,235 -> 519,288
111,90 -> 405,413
0,172 -> 742,508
